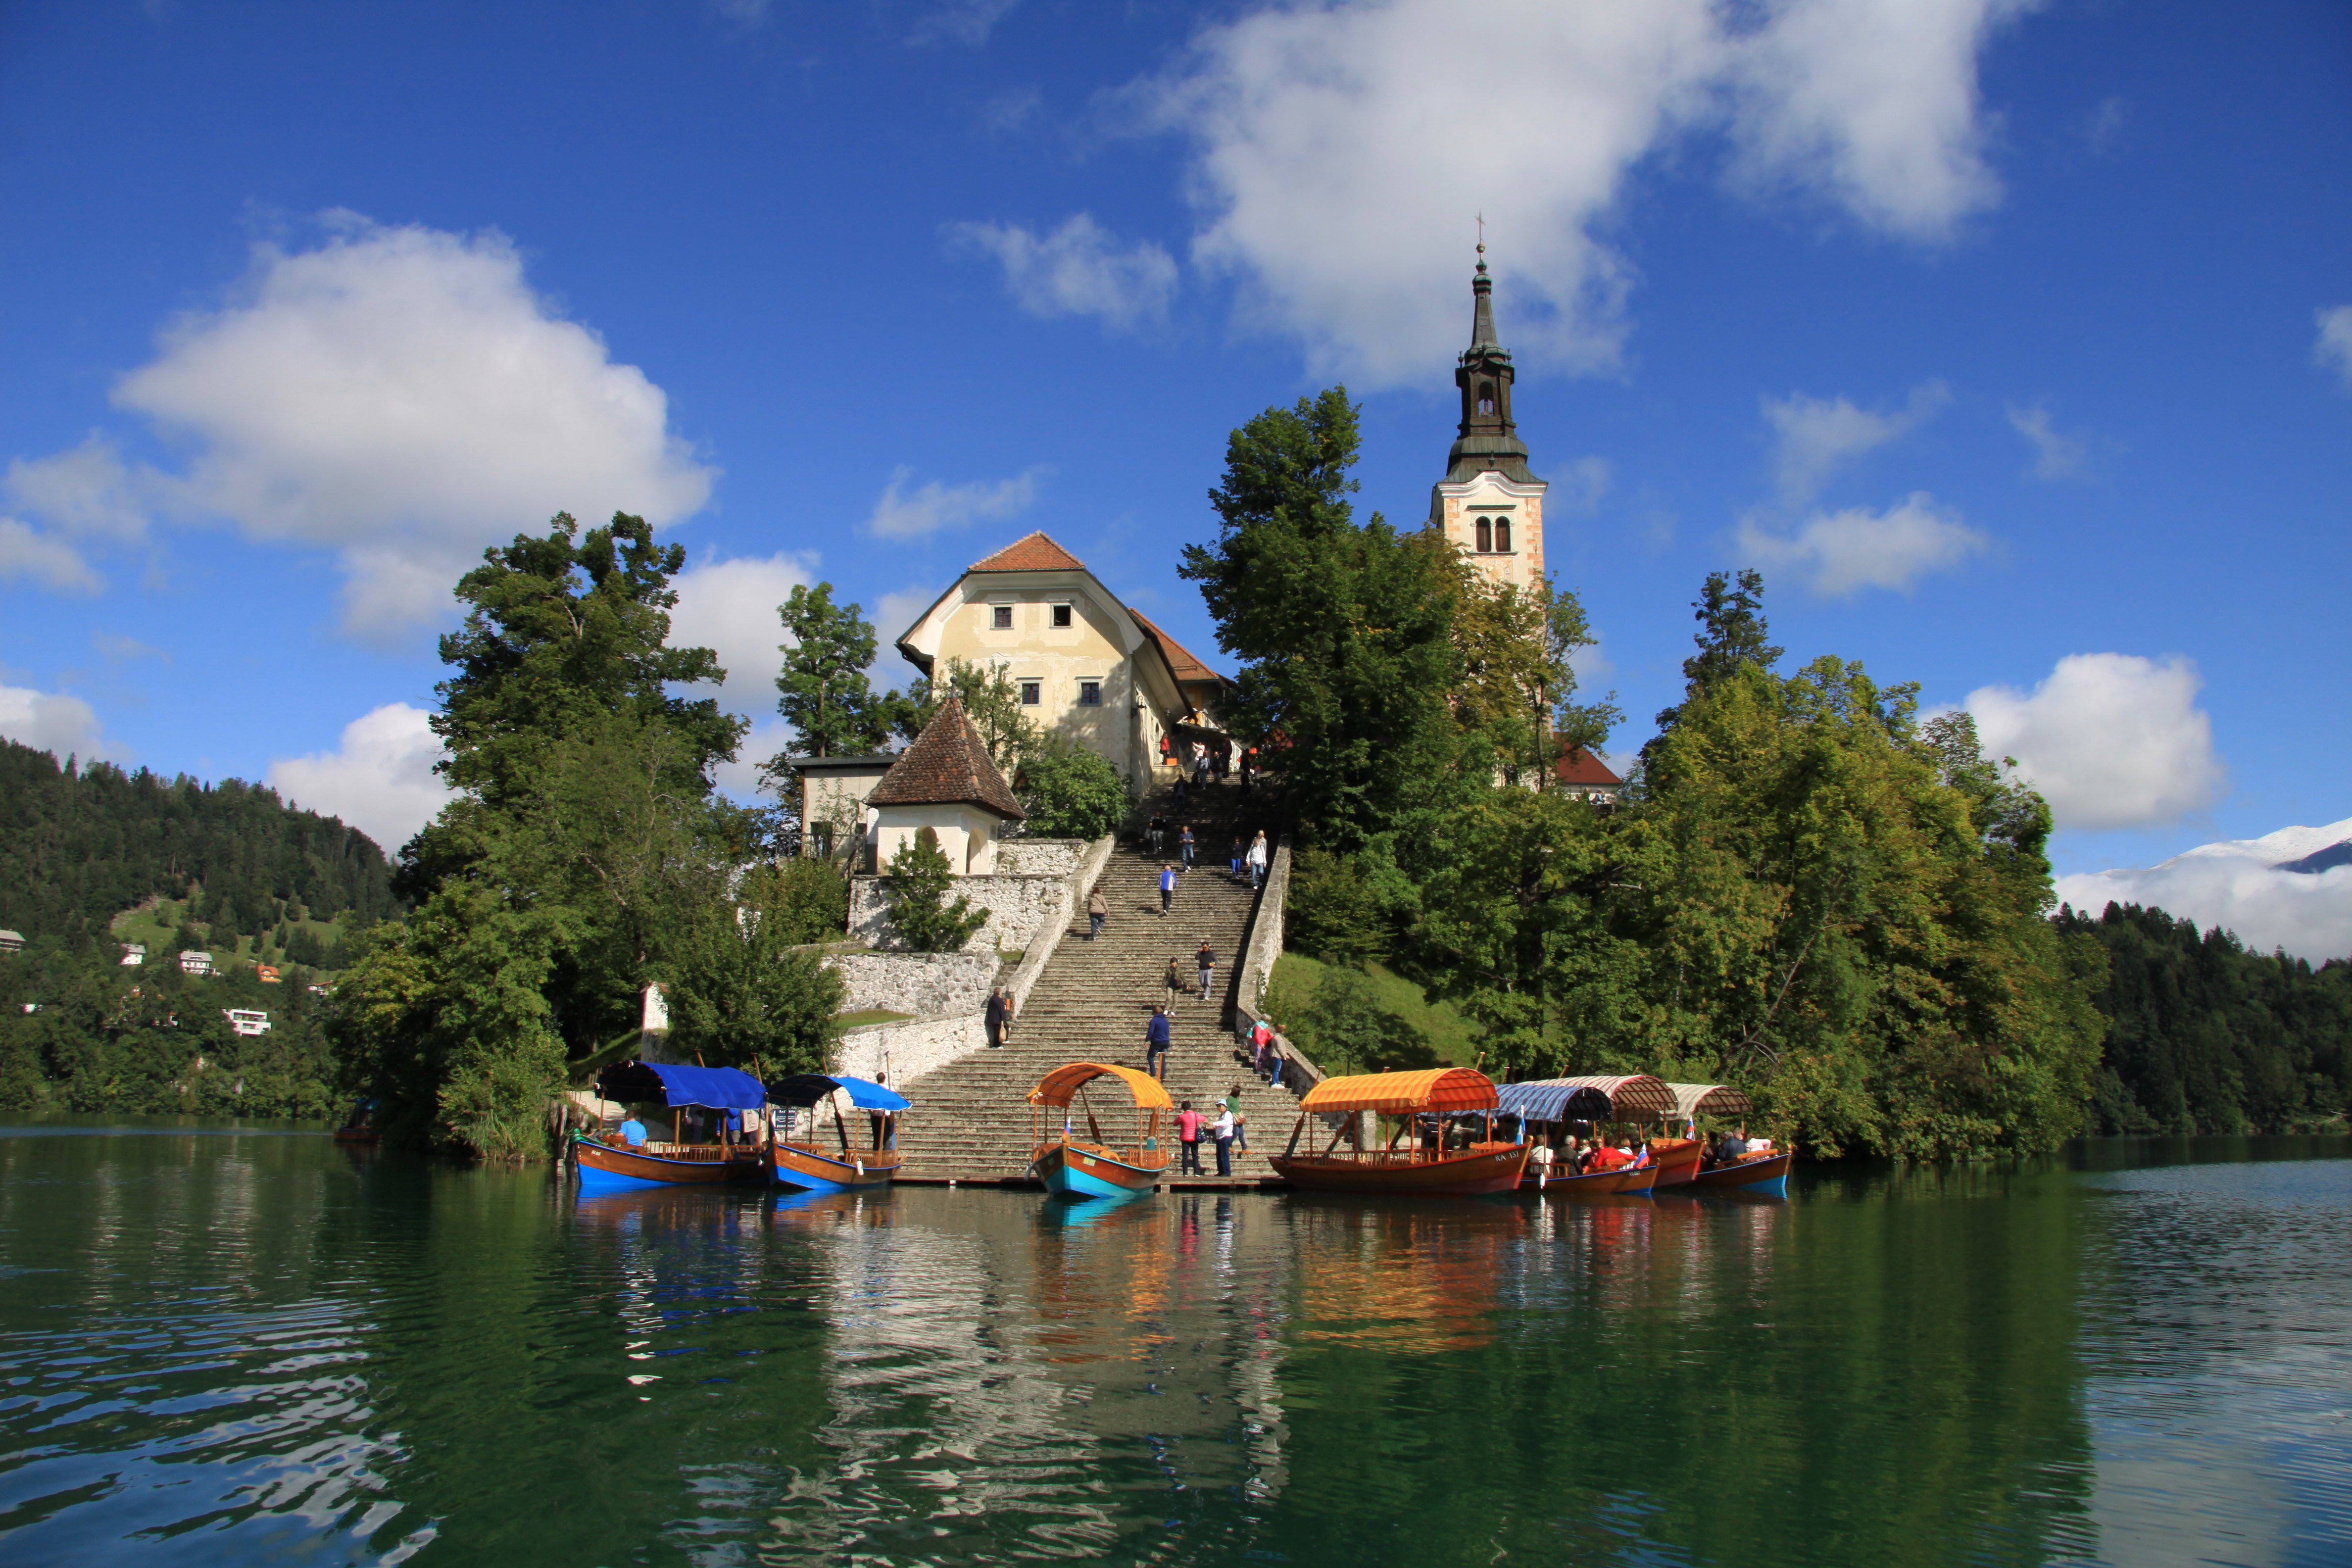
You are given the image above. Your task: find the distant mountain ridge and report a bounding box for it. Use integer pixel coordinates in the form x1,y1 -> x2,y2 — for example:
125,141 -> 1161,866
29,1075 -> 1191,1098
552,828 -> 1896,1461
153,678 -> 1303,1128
2162,814 -> 2352,873
2057,813 -> 2352,965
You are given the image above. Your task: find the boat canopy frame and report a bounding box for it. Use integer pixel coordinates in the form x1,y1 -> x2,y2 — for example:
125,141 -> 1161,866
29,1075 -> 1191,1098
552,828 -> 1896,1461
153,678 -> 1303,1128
595,1060 -> 768,1111
1298,1067 -> 1499,1116
1495,1074 -> 1674,1125
1665,1081 -> 1755,1120
769,1073 -> 910,1112
1029,1062 -> 1174,1110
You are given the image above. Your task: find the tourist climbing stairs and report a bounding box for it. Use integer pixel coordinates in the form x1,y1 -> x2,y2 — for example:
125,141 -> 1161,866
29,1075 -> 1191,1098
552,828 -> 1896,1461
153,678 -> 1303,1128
893,781 -> 1303,1181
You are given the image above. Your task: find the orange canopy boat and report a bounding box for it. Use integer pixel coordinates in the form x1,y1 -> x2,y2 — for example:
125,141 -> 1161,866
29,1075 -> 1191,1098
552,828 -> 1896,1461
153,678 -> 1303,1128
1268,1068 -> 1529,1197
1027,1062 -> 1173,1198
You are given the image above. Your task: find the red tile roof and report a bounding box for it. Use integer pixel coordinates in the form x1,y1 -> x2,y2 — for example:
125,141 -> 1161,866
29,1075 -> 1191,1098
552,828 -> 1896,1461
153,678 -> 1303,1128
1128,608 -> 1228,686
968,532 -> 1085,573
865,698 -> 1026,820
1555,747 -> 1622,787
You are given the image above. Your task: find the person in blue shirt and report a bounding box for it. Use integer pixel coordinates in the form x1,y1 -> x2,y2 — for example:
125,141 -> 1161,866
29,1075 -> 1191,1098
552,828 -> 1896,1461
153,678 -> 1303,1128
619,1116 -> 647,1148
1145,1005 -> 1172,1080
1159,863 -> 1177,916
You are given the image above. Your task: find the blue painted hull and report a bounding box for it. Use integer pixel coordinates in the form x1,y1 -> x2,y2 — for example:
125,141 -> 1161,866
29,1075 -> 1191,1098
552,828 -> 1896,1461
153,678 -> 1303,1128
1033,1140 -> 1166,1198
578,1161 -> 681,1192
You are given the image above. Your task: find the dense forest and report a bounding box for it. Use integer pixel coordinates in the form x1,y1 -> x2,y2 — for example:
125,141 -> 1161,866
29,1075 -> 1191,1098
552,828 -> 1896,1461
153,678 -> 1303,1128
0,738 -> 400,1118
0,739 -> 400,947
2063,901 -> 2351,1134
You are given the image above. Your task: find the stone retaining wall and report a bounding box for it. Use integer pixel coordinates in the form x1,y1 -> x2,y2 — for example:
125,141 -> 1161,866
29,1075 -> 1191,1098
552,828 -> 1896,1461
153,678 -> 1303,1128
847,873 -> 1070,956
1227,832 -> 1323,1090
994,839 -> 1090,878
832,1013 -> 986,1086
824,951 -> 997,1018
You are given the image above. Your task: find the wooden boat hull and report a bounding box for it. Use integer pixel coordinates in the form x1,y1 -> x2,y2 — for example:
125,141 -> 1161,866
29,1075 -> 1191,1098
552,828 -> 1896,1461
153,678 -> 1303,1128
1033,1139 -> 1167,1198
331,1126 -> 380,1146
575,1136 -> 765,1191
1646,1137 -> 1703,1187
771,1141 -> 901,1193
1271,1141 -> 1529,1197
1689,1151 -> 1793,1197
1523,1161 -> 1659,1197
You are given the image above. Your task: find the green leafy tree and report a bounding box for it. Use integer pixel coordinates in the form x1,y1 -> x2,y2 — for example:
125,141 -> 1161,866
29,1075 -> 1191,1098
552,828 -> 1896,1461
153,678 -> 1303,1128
882,829 -> 987,953
766,857 -> 852,945
1283,965 -> 1440,1078
1180,388 -> 1467,848
665,860 -> 847,1081
1014,736 -> 1129,839
1450,572 -> 1619,787
770,582 -> 889,758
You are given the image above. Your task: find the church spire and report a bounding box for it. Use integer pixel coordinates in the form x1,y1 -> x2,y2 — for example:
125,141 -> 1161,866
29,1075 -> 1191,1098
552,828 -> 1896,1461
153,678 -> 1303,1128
1445,244 -> 1536,484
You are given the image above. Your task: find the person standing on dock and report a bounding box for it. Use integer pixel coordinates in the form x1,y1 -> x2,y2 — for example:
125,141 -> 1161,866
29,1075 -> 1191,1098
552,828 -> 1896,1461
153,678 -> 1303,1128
1146,1005 -> 1171,1080
1176,1099 -> 1204,1174
1225,1084 -> 1248,1152
1212,1102 -> 1235,1176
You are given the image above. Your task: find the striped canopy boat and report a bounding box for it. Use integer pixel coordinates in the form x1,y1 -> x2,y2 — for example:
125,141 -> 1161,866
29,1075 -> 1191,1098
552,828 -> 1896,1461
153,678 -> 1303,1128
1268,1068 -> 1529,1196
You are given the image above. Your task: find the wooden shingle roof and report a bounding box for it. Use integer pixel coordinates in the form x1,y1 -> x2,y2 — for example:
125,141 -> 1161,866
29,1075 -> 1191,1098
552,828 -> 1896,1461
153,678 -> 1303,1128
864,698 -> 1025,820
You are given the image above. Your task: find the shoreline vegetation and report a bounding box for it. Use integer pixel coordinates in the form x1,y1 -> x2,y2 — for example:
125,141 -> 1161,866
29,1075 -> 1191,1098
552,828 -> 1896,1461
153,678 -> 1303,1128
4,397 -> 2347,1159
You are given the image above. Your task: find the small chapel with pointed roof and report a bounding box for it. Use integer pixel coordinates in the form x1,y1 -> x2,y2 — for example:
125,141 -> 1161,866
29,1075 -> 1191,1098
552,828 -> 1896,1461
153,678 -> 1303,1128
865,696 -> 1025,874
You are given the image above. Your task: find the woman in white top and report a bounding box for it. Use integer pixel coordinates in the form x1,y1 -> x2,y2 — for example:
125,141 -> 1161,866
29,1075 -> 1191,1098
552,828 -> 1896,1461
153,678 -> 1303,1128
1212,1106 -> 1236,1176
1245,832 -> 1269,890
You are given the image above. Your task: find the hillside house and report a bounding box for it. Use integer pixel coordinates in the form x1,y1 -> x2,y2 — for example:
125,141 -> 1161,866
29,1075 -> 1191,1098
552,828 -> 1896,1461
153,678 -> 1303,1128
178,950 -> 213,976
864,697 -> 1025,875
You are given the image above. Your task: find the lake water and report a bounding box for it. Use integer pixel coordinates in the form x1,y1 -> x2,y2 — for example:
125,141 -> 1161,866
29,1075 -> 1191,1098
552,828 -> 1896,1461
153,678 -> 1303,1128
0,1122 -> 2345,1568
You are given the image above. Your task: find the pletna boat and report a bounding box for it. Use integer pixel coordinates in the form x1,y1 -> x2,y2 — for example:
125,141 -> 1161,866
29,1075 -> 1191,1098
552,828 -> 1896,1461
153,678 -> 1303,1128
1661,1082 -> 1757,1188
1496,1076 -> 1678,1194
572,1061 -> 770,1191
1027,1062 -> 1172,1198
331,1097 -> 382,1146
1687,1147 -> 1793,1197
766,1072 -> 911,1192
1269,1068 -> 1529,1196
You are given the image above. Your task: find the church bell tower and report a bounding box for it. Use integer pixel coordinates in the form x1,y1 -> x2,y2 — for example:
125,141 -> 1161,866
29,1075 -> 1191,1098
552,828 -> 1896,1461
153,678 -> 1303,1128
1429,248 -> 1546,589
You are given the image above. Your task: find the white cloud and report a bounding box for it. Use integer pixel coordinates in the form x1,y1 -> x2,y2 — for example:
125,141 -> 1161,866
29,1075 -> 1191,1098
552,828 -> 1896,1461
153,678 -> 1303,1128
0,518 -> 102,592
949,215 -> 1177,330
1137,0 -> 2032,385
1963,653 -> 2226,832
2058,816 -> 2352,964
2315,304 -> 2352,389
864,466 -> 1045,540
910,0 -> 1019,47
713,716 -> 794,801
667,552 -> 816,713
1764,382 -> 1949,502
49,214 -> 716,637
1737,490 -> 1988,596
1553,456 -> 1612,515
1722,0 -> 2038,240
0,685 -> 111,760
870,584 -> 944,683
266,702 -> 452,853
2006,402 -> 2089,480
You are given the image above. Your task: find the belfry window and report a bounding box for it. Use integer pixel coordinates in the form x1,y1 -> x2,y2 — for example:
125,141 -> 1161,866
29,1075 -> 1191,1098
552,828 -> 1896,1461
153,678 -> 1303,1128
1475,516 -> 1492,553
1494,517 -> 1512,553
991,605 -> 1013,630
1477,382 -> 1496,415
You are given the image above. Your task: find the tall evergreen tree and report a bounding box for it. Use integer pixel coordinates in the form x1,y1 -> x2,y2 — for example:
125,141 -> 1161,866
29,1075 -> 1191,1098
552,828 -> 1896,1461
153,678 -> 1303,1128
771,582 -> 887,757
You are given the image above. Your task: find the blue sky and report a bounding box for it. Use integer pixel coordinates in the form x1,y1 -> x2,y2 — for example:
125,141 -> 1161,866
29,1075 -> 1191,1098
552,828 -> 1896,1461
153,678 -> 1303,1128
1,1 -> 2347,946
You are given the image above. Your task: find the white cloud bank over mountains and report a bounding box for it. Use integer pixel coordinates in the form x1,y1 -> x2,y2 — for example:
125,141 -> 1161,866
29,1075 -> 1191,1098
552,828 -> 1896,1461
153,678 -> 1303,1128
974,0 -> 2037,383
2058,818 -> 2352,964
3,215 -> 715,637
0,685 -> 114,762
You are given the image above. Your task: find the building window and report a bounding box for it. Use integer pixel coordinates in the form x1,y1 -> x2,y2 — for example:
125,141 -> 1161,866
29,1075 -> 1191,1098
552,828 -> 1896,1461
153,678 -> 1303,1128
1494,517 -> 1512,553
1078,681 -> 1101,706
1020,681 -> 1041,706
1475,516 -> 1492,552
809,824 -> 833,860
991,604 -> 1013,630
1052,603 -> 1073,628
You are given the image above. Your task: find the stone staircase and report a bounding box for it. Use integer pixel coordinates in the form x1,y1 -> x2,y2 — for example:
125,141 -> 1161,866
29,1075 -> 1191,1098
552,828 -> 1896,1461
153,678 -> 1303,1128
894,781 -> 1304,1180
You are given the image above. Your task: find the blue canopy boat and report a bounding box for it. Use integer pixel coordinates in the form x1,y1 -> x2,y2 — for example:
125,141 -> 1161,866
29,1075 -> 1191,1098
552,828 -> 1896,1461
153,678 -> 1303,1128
573,1061 -> 771,1191
767,1073 -> 911,1192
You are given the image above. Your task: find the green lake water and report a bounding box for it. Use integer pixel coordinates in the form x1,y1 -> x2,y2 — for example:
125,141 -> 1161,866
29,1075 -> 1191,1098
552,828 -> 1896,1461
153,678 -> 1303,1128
1,1123 -> 2346,1567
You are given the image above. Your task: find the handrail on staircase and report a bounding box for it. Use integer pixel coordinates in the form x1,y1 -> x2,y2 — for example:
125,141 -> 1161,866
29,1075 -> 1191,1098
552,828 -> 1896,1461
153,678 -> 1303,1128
1227,830 -> 1324,1092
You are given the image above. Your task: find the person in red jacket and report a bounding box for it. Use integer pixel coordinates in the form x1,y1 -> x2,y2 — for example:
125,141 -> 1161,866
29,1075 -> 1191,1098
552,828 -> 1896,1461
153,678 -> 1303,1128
1586,1141 -> 1632,1173
1176,1101 -> 1204,1175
